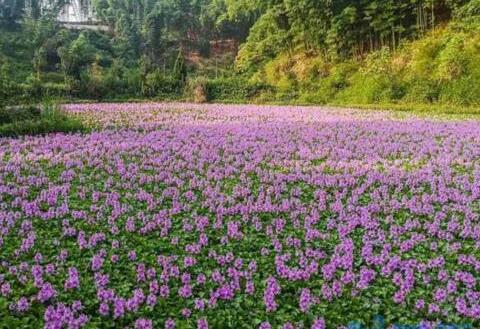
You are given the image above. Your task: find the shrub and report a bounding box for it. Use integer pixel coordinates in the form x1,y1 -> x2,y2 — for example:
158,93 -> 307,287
297,92 -> 329,105
292,53 -> 330,84
455,0 -> 480,20
206,77 -> 271,102
435,34 -> 468,81
78,64 -> 106,100
41,72 -> 66,84
337,73 -> 405,105
254,18 -> 480,108
0,105 -> 41,124
187,77 -> 209,103
142,70 -> 183,99
20,82 -> 69,101
299,61 -> 358,104
100,64 -> 143,99
0,104 -> 86,138
403,79 -> 440,103
41,83 -> 69,98
185,77 -> 272,103
439,75 -> 480,105
0,78 -> 22,104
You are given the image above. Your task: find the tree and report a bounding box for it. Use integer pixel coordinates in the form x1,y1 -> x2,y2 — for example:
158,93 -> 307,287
58,32 -> 96,80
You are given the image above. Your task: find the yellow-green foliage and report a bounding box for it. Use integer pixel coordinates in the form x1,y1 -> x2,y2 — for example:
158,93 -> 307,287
398,22 -> 480,105
261,53 -> 296,93
253,19 -> 480,107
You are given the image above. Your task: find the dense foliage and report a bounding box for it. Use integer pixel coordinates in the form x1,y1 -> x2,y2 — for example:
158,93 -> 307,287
0,103 -> 86,137
1,103 -> 480,328
0,0 -> 479,106
257,20 -> 480,106
234,0 -> 472,69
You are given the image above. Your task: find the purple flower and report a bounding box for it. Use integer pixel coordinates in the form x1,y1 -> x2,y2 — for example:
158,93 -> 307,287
259,322 -> 271,329
160,285 -> 170,298
312,318 -> 326,329
2,103 -> 480,327
99,302 -> 109,316
197,318 -> 208,329
194,298 -> 206,310
38,282 -> 57,303
184,256 -> 196,267
165,318 -> 175,329
44,303 -> 89,328
91,254 -> 104,272
299,288 -> 313,313
72,300 -> 83,312
1,282 -> 11,296
113,298 -> 126,319
434,288 -> 447,302
246,281 -> 255,295
283,322 -> 295,329
135,318 -> 153,329
428,303 -> 440,314
64,267 -> 80,290
128,250 -> 137,261
16,297 -> 30,312
357,268 -> 376,289
263,276 -> 281,312
415,299 -> 425,310
146,294 -> 157,307
181,308 -> 191,318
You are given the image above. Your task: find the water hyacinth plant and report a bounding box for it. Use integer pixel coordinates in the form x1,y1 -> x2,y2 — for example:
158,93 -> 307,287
0,103 -> 480,328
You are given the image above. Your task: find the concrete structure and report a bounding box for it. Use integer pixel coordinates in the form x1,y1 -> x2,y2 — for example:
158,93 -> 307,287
31,0 -> 107,30
57,0 -> 97,24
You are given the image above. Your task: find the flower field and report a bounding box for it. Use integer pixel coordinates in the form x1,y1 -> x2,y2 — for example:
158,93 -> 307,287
1,103 -> 480,329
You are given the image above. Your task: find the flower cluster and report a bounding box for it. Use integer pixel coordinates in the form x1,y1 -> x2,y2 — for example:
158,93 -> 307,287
1,103 -> 479,328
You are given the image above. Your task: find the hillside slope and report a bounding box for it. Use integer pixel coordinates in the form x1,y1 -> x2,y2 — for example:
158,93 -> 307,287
250,17 -> 480,108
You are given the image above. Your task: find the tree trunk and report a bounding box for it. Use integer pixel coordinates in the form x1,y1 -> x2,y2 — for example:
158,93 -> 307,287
431,0 -> 435,29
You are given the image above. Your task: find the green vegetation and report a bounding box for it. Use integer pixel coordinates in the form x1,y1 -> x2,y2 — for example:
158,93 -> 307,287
0,103 -> 86,137
0,105 -> 41,124
257,19 -> 480,107
0,0 -> 479,111
186,77 -> 271,103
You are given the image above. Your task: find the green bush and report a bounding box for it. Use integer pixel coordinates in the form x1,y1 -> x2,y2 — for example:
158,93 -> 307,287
403,79 -> 440,103
20,81 -> 69,100
41,72 -> 66,84
142,70 -> 183,98
0,105 -> 41,124
205,77 -> 271,102
102,66 -> 143,99
186,77 -> 209,103
299,62 -> 358,104
336,73 -> 405,105
0,104 -> 86,138
0,79 -> 22,104
455,0 -> 480,20
184,77 -> 272,103
440,75 -> 480,105
252,17 -> 480,108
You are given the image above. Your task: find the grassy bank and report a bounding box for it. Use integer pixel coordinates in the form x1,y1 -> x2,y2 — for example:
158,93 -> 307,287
0,103 -> 87,137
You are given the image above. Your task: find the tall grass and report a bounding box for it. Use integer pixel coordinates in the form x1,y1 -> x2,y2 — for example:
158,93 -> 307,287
0,103 -> 86,138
